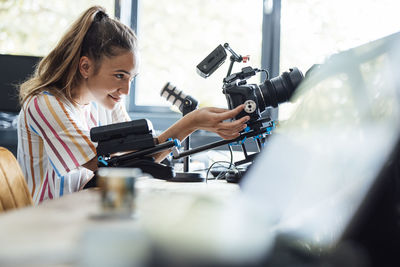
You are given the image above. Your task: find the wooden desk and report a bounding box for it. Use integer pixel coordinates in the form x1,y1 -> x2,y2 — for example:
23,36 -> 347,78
0,177 -> 239,266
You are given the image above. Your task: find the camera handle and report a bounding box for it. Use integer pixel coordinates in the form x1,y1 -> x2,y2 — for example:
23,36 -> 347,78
224,43 -> 243,77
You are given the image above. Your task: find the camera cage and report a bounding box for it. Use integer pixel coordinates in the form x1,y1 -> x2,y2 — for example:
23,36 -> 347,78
174,43 -> 303,182
197,43 -> 279,130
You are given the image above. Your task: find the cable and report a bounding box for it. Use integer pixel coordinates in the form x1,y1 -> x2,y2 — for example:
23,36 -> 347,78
228,144 -> 233,168
206,161 -> 231,181
187,145 -> 236,182
255,68 -> 269,79
204,144 -> 236,181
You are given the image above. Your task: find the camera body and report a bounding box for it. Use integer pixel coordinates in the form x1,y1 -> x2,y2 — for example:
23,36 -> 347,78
197,43 -> 304,129
223,66 -> 304,127
224,78 -> 261,123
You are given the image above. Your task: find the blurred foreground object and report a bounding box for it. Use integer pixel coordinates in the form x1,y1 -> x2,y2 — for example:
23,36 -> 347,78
144,32 -> 400,267
97,168 -> 141,219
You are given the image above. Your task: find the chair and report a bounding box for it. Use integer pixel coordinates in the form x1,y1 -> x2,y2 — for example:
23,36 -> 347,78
0,147 -> 32,212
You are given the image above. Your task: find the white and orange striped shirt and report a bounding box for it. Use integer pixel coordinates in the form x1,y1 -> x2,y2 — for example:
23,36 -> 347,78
17,92 -> 130,204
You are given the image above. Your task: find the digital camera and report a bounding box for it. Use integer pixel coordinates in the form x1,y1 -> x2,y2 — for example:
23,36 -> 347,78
197,43 -> 304,129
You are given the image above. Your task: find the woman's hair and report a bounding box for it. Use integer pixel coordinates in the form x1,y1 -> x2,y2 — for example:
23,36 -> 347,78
19,6 -> 137,106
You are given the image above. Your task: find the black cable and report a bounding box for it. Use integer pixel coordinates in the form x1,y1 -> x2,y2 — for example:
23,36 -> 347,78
255,68 -> 269,79
228,144 -> 233,168
205,144 -> 236,181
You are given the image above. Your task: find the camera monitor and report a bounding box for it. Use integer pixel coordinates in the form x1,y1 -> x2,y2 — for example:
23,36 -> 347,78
239,32 -> 400,265
0,54 -> 41,113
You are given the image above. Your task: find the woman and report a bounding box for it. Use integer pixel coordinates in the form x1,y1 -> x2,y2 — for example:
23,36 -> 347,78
17,6 -> 249,204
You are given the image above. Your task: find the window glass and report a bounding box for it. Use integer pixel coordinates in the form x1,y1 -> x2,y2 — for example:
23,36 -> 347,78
280,0 -> 400,73
0,0 -> 114,57
279,0 -> 400,120
136,0 -> 263,108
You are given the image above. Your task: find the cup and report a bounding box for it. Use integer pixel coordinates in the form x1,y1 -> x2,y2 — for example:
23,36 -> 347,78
96,167 -> 141,218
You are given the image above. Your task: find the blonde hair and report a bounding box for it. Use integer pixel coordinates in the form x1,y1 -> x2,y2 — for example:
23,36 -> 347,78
19,6 -> 137,106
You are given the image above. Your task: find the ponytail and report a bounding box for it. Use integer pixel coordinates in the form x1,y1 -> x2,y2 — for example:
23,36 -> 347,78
19,6 -> 137,106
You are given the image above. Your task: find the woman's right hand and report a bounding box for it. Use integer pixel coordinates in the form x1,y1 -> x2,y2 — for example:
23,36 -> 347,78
155,104 -> 249,162
187,104 -> 250,139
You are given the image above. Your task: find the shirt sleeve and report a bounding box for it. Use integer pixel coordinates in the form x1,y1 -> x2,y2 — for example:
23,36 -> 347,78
25,94 -> 97,177
111,102 -> 131,123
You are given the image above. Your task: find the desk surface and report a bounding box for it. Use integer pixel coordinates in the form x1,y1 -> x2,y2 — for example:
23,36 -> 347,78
0,178 -> 239,266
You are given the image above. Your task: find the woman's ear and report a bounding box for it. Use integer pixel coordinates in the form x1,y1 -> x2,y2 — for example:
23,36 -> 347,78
79,56 -> 92,79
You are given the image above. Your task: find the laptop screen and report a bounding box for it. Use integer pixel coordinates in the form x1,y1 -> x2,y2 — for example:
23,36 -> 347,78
240,32 -> 400,248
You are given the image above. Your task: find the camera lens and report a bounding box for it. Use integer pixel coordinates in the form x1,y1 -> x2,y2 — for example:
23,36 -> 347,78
257,67 -> 304,111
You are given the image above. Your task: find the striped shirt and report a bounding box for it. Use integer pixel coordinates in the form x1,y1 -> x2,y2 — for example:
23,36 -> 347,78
17,92 -> 130,204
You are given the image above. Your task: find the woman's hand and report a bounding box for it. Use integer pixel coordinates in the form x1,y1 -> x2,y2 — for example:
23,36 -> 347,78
188,104 -> 250,139
155,104 -> 249,162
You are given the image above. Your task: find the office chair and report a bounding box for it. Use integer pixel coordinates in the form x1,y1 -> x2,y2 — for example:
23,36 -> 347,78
0,147 -> 32,212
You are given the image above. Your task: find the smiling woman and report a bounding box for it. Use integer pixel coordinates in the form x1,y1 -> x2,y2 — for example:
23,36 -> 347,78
16,6 -> 249,204
75,50 -> 139,109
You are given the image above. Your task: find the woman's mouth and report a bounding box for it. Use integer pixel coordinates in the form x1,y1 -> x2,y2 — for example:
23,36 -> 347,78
108,94 -> 121,102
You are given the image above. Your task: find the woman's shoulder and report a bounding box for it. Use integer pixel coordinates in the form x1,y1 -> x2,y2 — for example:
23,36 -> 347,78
21,91 -> 78,119
23,91 -> 72,109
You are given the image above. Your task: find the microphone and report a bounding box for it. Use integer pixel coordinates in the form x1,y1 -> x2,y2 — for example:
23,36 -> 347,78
160,82 -> 198,115
159,82 -> 204,182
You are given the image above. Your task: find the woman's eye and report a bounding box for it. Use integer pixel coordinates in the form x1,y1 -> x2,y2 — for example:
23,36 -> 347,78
115,74 -> 124,79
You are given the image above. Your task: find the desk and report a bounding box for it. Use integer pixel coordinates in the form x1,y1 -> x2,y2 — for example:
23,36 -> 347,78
0,178 -> 239,266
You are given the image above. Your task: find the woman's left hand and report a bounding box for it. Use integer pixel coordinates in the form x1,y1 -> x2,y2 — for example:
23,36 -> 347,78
188,104 -> 250,139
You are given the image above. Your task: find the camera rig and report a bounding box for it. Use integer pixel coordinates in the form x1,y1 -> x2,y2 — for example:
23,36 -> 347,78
172,43 -> 304,182
90,119 -> 179,180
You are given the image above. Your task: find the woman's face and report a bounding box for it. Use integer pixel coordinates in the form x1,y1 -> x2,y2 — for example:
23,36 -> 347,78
81,50 -> 139,109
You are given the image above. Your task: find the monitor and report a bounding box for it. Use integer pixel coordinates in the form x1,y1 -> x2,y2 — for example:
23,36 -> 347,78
0,54 -> 42,113
237,32 -> 400,265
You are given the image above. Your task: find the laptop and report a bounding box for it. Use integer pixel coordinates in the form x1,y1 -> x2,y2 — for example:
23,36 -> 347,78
237,31 -> 400,266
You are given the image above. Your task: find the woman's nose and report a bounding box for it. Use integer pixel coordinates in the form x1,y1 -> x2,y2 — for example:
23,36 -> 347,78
119,80 -> 131,95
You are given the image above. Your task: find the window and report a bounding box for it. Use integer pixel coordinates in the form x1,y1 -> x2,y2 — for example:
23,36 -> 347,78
0,0 -> 115,56
280,0 -> 400,75
279,0 -> 400,120
130,0 -> 264,112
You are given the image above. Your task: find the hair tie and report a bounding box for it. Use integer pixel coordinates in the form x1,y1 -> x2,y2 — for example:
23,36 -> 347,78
94,10 -> 108,22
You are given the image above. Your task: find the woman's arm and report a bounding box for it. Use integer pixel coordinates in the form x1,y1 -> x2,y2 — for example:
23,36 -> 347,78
154,104 -> 249,162
83,104 -> 249,169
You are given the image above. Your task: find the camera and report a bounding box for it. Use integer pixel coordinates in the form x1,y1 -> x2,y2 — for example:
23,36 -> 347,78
197,43 -> 304,129
223,66 -> 304,126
